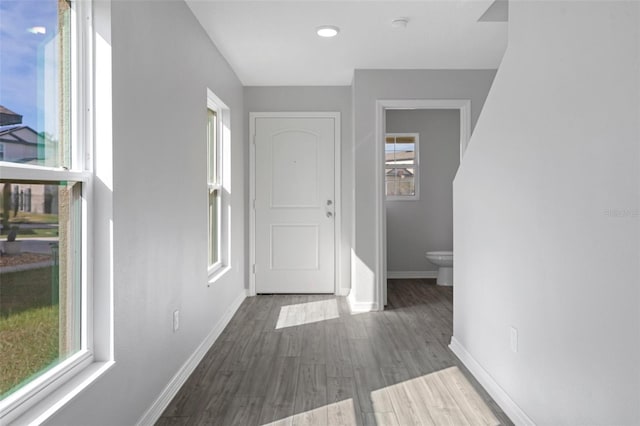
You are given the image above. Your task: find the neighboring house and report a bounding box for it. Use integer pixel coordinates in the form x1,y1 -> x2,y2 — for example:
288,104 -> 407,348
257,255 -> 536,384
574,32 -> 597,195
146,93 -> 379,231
1,182 -> 59,216
0,125 -> 39,163
0,123 -> 58,216
0,105 -> 22,126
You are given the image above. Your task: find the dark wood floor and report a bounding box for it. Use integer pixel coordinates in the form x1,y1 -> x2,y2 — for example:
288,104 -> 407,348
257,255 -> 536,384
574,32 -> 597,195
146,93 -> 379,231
158,280 -> 512,425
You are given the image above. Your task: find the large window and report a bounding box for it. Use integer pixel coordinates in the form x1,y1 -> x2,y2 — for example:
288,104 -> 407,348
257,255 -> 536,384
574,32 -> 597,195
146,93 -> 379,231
385,133 -> 420,200
0,0 -> 96,420
206,90 -> 230,278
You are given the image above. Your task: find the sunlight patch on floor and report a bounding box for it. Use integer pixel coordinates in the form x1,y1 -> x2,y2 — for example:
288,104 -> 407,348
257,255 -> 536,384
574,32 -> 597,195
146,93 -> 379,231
371,366 -> 500,425
261,398 -> 356,426
275,299 -> 340,330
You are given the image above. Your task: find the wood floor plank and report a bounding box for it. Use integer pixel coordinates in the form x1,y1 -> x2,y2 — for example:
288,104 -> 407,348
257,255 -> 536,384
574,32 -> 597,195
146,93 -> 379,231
300,322 -> 327,365
220,396 -> 264,426
162,339 -> 236,417
325,322 -> 353,378
190,370 -> 245,424
352,367 -> 395,414
434,365 -> 502,426
327,376 -> 363,426
158,281 -> 512,426
154,416 -> 190,426
348,338 -> 379,369
380,366 -> 436,426
259,356 -> 301,425
292,364 -> 328,426
362,411 -> 400,426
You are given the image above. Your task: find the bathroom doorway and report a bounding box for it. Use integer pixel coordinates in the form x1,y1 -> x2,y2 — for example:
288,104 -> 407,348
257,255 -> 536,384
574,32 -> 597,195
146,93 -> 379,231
375,100 -> 471,306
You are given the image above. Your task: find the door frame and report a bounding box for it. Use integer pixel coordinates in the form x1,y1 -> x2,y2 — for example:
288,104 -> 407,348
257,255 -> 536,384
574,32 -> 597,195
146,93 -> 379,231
375,99 -> 471,307
249,112 -> 342,296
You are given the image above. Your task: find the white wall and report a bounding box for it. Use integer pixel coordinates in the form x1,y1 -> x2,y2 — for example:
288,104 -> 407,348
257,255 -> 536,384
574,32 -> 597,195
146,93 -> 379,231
453,1 -> 640,424
352,70 -> 497,306
244,86 -> 352,293
386,109 -> 460,273
45,1 -> 246,424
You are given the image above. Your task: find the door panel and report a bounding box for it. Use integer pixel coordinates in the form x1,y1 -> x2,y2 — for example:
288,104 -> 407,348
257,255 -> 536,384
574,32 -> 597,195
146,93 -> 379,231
255,117 -> 335,293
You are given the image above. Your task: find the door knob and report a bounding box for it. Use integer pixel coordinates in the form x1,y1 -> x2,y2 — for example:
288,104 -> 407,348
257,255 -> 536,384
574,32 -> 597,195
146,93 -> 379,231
327,200 -> 333,206
326,211 -> 333,218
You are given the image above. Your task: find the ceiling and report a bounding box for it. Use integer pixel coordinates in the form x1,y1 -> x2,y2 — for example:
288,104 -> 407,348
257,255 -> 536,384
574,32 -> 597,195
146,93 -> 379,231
186,1 -> 508,86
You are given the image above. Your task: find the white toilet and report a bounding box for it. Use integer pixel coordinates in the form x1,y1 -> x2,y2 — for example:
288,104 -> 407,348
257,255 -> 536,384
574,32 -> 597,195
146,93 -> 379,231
425,251 -> 453,286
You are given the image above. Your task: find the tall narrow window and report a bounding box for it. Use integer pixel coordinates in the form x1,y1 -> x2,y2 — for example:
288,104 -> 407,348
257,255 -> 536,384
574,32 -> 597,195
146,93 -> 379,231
0,0 -> 93,416
207,108 -> 221,271
385,133 -> 420,200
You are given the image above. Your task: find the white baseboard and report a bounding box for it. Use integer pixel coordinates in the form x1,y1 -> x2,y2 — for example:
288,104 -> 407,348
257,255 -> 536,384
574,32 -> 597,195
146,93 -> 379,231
347,293 -> 380,313
137,290 -> 248,426
387,271 -> 438,279
336,287 -> 351,297
449,337 -> 535,426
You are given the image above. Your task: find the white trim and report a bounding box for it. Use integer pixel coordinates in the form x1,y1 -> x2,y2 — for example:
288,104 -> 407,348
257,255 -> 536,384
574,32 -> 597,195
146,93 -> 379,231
375,99 -> 471,310
0,351 -> 93,424
387,271 -> 438,279
249,112 -> 342,296
0,0 -> 117,422
347,293 -> 380,313
337,287 -> 351,297
449,337 -> 535,426
0,163 -> 91,183
136,290 -> 248,426
206,89 -> 231,281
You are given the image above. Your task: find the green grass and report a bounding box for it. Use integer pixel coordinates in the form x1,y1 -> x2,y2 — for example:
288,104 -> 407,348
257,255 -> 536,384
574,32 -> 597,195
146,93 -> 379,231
1,267 -> 54,317
7,212 -> 59,224
15,227 -> 59,238
0,267 -> 60,396
0,305 -> 59,396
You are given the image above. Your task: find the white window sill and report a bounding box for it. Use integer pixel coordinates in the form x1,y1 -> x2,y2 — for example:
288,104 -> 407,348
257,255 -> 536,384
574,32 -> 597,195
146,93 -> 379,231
208,265 -> 232,286
386,197 -> 420,201
5,360 -> 115,425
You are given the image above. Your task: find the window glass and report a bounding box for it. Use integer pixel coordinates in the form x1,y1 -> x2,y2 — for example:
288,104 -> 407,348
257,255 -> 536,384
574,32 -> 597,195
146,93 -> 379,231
207,108 -> 220,268
0,180 -> 81,397
0,0 -> 71,167
0,0 -> 84,402
385,134 -> 418,198
207,109 -> 217,184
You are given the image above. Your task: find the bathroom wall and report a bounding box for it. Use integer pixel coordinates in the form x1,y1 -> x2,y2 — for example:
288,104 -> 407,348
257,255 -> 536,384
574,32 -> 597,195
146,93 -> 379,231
453,1 -> 640,423
386,109 -> 460,275
243,86 -> 352,294
351,69 -> 498,307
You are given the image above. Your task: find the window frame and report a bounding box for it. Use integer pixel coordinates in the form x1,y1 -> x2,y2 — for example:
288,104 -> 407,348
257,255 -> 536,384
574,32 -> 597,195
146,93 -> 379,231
207,105 -> 222,273
206,89 -> 230,281
0,1 -> 112,423
385,132 -> 420,201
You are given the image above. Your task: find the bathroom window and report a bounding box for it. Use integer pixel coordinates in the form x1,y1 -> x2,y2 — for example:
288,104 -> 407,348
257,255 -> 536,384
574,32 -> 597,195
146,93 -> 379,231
385,133 -> 419,200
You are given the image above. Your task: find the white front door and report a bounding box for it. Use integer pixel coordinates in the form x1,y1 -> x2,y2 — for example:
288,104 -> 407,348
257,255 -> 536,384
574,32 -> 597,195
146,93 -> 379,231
254,116 -> 336,293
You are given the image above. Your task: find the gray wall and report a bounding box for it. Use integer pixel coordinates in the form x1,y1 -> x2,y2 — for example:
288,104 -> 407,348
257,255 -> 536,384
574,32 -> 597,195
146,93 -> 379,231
351,69 -> 497,305
386,109 -> 460,273
46,1 -> 247,424
244,86 -> 352,292
453,1 -> 640,424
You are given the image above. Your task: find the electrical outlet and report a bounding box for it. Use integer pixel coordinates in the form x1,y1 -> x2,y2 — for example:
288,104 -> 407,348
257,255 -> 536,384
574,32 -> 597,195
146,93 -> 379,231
173,310 -> 180,332
510,327 -> 518,353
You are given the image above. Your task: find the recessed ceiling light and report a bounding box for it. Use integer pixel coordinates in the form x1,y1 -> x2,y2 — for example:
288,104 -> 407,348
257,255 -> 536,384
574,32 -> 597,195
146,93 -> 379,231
391,18 -> 409,30
316,26 -> 339,38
